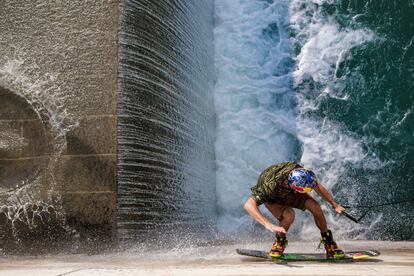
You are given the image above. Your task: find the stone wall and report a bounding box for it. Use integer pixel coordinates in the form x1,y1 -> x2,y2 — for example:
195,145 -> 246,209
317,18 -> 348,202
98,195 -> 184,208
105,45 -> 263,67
0,0 -> 216,251
0,0 -> 118,251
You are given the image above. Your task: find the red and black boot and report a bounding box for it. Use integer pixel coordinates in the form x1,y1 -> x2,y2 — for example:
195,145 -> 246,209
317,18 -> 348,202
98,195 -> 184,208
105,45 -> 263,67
268,235 -> 288,258
321,230 -> 345,259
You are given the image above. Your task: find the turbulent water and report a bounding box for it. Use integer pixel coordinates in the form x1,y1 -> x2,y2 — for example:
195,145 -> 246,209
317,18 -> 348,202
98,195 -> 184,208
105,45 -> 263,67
214,0 -> 300,236
214,0 -> 414,240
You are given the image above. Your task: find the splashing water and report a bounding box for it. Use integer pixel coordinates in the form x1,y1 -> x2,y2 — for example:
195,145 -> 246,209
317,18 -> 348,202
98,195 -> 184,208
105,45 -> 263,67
0,53 -> 78,141
0,130 -> 27,150
0,51 -> 79,250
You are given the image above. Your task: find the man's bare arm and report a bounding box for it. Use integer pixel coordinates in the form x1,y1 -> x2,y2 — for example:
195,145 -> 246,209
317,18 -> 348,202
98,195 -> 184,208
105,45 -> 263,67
243,197 -> 286,234
314,183 -> 345,214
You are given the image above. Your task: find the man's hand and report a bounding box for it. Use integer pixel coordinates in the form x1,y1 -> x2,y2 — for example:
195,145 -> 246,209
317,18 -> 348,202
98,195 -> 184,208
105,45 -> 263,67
243,197 -> 287,234
265,223 -> 286,234
333,203 -> 345,215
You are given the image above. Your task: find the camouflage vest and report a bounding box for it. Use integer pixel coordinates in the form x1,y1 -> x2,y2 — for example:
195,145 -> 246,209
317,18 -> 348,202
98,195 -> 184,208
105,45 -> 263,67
250,161 -> 301,205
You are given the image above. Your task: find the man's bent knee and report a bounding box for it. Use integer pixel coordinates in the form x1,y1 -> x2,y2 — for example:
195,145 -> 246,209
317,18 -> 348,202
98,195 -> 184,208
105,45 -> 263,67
282,207 -> 295,223
265,203 -> 288,221
304,198 -> 322,214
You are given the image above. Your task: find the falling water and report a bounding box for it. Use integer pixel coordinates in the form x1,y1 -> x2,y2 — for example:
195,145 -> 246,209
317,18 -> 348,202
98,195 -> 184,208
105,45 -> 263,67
117,0 -> 216,244
214,0 -> 300,237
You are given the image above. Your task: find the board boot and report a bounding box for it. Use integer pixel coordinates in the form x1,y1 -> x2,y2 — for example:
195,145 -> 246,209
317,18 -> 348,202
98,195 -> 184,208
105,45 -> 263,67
268,235 -> 287,258
321,230 -> 345,259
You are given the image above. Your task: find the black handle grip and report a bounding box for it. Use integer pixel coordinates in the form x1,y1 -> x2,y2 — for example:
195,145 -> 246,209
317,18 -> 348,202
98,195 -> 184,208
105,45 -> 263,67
343,211 -> 360,223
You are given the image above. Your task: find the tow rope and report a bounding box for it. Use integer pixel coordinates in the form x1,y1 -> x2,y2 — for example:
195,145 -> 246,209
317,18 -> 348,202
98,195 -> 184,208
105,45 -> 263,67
341,199 -> 414,223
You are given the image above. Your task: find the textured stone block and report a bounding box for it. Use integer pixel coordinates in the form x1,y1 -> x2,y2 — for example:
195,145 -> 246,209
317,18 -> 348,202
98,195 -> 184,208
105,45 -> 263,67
61,191 -> 116,226
55,155 -> 116,192
0,157 -> 49,192
0,0 -> 118,117
66,115 -> 116,155
0,89 -> 38,120
21,119 -> 54,158
0,121 -> 22,159
0,0 -> 119,249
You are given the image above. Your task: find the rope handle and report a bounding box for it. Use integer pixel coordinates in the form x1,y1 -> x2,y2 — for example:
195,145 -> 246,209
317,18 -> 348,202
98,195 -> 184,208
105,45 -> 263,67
338,199 -> 414,223
342,211 -> 361,223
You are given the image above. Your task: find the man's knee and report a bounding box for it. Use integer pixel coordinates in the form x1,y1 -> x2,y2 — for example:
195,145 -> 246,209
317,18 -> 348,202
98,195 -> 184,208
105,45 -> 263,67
305,199 -> 323,215
265,203 -> 285,219
282,207 -> 295,223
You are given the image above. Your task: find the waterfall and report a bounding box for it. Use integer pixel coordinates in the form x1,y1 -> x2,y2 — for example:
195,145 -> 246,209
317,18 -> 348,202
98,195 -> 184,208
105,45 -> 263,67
117,0 -> 216,244
214,0 -> 300,237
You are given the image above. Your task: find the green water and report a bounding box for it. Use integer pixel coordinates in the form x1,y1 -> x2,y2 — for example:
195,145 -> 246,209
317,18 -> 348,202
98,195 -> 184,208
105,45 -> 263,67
313,0 -> 413,239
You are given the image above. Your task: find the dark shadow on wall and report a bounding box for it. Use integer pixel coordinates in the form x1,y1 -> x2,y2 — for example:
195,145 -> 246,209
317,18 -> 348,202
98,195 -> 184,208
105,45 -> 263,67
0,86 -> 67,254
0,87 -> 116,254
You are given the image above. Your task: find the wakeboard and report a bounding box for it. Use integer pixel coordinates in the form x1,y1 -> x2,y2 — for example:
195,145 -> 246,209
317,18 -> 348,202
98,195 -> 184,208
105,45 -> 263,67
236,249 -> 380,262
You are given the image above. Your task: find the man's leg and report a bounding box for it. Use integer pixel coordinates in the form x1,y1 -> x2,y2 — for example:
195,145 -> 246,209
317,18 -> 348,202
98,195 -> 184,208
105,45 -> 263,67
264,203 -> 294,257
304,198 -> 344,258
303,198 -> 328,233
264,203 -> 295,235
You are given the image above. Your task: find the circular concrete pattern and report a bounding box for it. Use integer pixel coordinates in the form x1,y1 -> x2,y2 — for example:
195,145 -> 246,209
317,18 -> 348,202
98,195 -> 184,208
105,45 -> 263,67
0,87 -> 68,253
0,87 -> 52,194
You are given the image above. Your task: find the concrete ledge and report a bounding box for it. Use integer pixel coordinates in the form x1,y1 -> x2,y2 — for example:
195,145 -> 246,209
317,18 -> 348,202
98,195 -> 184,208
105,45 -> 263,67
0,241 -> 413,276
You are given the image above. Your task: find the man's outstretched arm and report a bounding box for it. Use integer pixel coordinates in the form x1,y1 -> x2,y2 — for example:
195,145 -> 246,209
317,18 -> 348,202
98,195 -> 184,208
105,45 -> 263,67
243,197 -> 286,234
314,183 -> 345,214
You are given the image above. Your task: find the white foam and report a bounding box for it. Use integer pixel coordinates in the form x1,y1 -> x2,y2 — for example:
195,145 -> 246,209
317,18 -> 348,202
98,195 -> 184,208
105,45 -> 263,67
214,0 -> 384,241
290,0 -> 385,239
290,0 -> 374,87
289,0 -> 379,188
214,0 -> 298,236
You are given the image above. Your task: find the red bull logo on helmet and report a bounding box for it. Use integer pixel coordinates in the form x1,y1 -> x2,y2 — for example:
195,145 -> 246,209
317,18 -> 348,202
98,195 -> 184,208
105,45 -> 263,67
288,168 -> 316,193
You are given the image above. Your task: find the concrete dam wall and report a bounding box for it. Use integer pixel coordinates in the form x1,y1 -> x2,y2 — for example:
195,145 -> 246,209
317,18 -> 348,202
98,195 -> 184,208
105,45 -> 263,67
0,0 -> 215,252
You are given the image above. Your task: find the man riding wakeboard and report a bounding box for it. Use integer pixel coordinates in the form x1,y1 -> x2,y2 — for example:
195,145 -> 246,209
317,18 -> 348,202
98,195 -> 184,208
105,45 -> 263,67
243,161 -> 346,259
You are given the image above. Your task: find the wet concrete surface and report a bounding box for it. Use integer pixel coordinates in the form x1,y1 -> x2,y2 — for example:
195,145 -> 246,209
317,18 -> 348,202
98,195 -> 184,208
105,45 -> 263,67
0,241 -> 413,276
